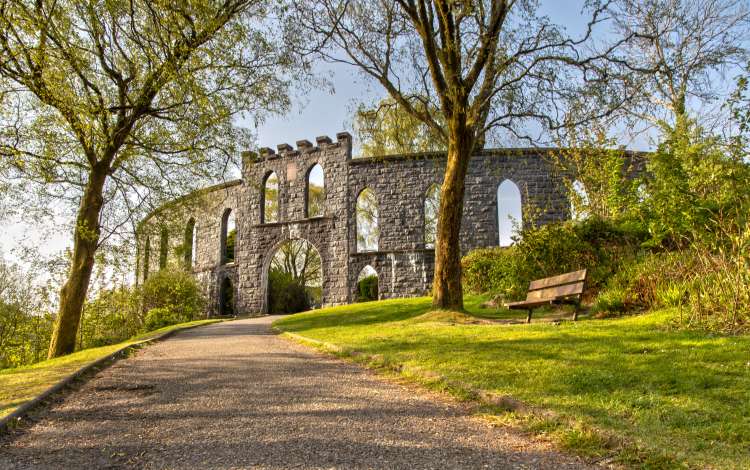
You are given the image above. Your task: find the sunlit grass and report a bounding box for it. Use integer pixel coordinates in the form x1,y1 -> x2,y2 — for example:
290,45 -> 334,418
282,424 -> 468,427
275,296 -> 750,469
0,319 -> 220,419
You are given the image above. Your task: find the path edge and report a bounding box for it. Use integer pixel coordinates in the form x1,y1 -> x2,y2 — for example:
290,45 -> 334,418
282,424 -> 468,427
0,320 -> 223,434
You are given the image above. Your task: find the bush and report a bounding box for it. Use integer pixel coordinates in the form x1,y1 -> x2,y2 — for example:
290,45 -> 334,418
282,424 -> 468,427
0,302 -> 52,368
681,226 -> 750,333
591,252 -> 692,316
591,238 -> 750,333
141,268 -> 205,330
357,275 -> 379,301
79,286 -> 142,349
268,269 -> 309,314
642,119 -> 750,249
0,260 -> 52,368
144,307 -> 181,331
553,124 -> 642,221
462,218 -> 646,301
306,286 -> 323,309
461,246 -> 522,298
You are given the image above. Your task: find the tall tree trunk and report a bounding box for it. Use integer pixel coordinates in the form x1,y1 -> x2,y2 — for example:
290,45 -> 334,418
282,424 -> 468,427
48,164 -> 108,358
432,115 -> 474,310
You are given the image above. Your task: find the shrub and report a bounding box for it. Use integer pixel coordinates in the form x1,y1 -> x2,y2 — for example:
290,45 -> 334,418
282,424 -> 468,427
552,124 -> 642,221
357,275 -> 379,301
462,246 -> 524,299
0,259 -> 52,368
0,302 -> 52,368
591,242 -> 750,334
81,269 -> 205,346
306,286 -> 323,309
141,268 -> 205,330
268,269 -> 309,314
144,307 -> 181,331
681,226 -> 750,333
590,286 -> 629,316
79,286 -> 141,349
642,119 -> 750,249
591,252 -> 692,316
462,218 -> 645,301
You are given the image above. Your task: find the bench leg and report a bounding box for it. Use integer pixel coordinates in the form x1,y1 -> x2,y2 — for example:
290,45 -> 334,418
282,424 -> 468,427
526,309 -> 532,324
573,310 -> 579,321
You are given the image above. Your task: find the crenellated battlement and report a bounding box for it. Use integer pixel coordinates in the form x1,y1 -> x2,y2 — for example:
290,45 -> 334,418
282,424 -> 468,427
246,132 -> 353,166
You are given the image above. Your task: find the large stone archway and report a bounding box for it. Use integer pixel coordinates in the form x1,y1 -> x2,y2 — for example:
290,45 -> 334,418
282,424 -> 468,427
259,237 -> 324,314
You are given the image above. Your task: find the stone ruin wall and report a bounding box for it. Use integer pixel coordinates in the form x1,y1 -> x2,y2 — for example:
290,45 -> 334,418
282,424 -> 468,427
136,133 -> 573,315
136,181 -> 242,315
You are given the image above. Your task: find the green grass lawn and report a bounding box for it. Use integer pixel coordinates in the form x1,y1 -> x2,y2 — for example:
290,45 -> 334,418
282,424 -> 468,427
0,319 -> 220,420
274,297 -> 750,469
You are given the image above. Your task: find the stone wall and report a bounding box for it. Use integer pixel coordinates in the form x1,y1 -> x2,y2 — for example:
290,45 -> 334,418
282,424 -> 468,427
136,136 -> 574,315
137,181 -> 241,315
344,148 -> 569,301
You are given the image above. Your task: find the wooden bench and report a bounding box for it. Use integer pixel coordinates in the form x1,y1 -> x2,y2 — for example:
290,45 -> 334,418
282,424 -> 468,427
505,269 -> 587,323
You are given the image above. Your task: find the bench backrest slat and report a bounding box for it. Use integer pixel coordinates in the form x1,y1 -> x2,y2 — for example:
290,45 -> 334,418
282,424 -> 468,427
528,269 -> 587,292
525,281 -> 585,302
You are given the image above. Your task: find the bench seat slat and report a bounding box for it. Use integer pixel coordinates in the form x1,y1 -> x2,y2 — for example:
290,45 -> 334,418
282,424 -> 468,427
525,281 -> 585,302
528,269 -> 587,291
506,299 -> 555,309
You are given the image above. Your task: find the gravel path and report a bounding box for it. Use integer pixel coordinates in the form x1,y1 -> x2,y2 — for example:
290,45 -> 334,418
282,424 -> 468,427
1,316 -> 598,469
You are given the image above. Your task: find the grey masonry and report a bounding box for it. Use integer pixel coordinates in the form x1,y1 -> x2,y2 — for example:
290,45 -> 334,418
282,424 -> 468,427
136,132 -> 574,315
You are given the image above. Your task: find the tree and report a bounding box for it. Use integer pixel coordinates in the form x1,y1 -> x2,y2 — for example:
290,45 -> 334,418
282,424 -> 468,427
354,97 -> 444,156
642,117 -> 750,248
554,124 -> 642,221
727,63 -> 750,154
269,239 -> 322,313
270,239 -> 322,288
0,1 -> 297,357
296,1 -> 634,309
0,256 -> 51,367
307,184 -> 325,218
610,0 -> 750,127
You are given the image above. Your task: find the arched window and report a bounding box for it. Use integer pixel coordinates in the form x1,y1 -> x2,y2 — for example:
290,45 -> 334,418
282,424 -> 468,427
221,209 -> 236,264
571,179 -> 589,220
497,180 -> 522,247
143,236 -> 151,281
262,171 -> 279,223
306,163 -> 325,218
356,265 -> 378,301
636,183 -> 648,203
424,184 -> 441,248
184,218 -> 196,269
191,222 -> 198,267
159,227 -> 169,269
356,188 -> 379,252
